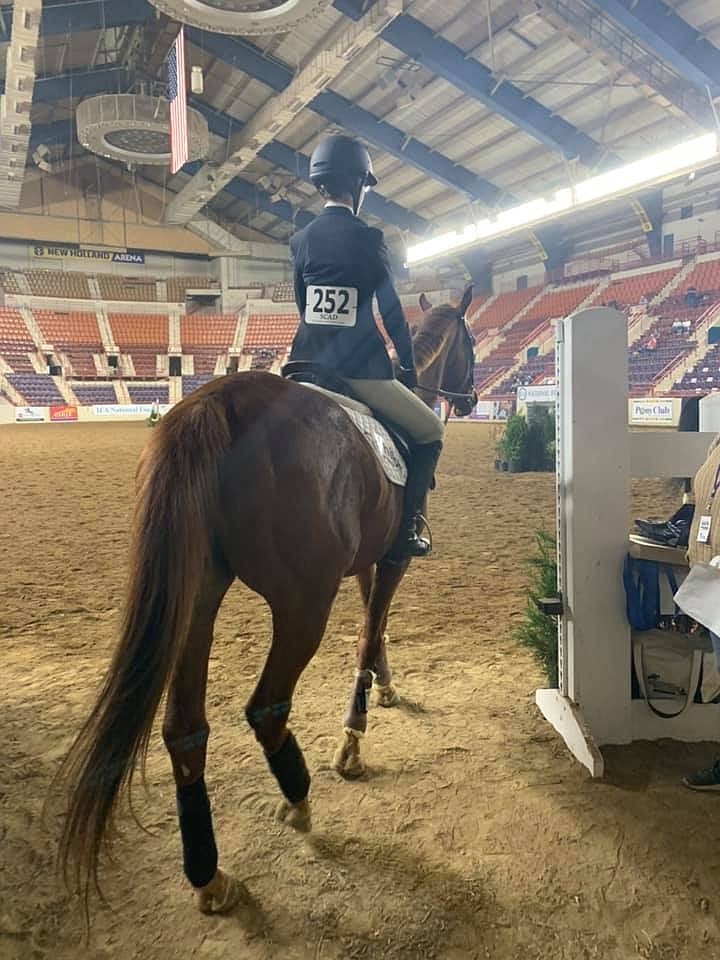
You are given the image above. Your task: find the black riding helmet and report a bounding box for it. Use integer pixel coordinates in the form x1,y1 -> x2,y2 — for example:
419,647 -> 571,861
309,135 -> 377,215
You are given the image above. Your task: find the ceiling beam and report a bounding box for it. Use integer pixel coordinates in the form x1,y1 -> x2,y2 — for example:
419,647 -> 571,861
539,0 -> 713,128
24,71 -> 428,236
0,0 -> 153,35
166,0 -> 403,224
188,29 -> 503,206
590,0 -> 720,97
30,65 -> 129,102
20,4 -> 505,207
191,99 -> 429,235
25,118 -> 314,231
334,0 -> 608,166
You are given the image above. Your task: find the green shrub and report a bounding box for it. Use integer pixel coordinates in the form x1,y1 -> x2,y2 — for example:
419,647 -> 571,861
497,414 -> 528,463
512,529 -> 559,686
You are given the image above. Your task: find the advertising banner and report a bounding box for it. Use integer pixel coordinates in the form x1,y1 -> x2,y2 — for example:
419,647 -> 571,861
31,244 -> 145,265
15,406 -> 45,422
517,384 -> 557,404
49,403 -> 78,422
91,403 -> 172,418
629,398 -> 676,424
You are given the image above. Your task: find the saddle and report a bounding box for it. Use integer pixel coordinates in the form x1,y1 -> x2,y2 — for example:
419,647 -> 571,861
282,361 -> 410,486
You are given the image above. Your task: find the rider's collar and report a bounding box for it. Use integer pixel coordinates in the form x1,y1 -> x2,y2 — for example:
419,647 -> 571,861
324,201 -> 354,213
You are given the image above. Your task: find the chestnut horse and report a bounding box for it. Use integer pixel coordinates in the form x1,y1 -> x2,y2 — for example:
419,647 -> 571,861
57,285 -> 475,916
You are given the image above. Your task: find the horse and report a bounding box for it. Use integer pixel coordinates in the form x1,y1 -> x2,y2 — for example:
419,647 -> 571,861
56,284 -> 476,918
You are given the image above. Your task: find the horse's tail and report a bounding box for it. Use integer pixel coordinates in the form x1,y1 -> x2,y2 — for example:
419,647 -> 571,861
56,391 -> 231,910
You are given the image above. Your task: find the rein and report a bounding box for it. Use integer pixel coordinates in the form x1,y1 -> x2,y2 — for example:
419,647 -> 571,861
414,383 -> 475,402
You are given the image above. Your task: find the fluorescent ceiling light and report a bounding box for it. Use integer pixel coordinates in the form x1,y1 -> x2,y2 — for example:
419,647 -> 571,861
406,133 -> 719,266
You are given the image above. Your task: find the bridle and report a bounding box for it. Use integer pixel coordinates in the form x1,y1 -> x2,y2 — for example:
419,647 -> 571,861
415,310 -> 477,410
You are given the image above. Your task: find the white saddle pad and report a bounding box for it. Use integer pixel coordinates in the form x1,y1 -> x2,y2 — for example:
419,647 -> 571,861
300,383 -> 407,487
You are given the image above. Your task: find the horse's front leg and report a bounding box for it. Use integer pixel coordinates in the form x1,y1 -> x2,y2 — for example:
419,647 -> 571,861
335,561 -> 408,778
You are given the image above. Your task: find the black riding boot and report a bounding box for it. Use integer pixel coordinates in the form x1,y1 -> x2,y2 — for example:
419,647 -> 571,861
386,440 -> 443,562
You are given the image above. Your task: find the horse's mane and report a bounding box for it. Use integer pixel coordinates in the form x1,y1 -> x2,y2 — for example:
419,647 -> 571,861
412,304 -> 457,371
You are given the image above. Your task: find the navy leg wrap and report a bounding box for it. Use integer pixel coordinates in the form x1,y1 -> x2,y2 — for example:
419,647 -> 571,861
176,776 -> 218,888
265,731 -> 310,804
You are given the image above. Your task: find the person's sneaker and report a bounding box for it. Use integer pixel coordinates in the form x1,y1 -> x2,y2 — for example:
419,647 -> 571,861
683,760 -> 720,791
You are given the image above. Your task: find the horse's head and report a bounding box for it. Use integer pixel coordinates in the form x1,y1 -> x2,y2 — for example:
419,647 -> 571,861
417,284 -> 477,417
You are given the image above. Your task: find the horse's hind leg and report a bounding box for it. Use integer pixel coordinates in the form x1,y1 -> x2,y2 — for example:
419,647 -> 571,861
162,560 -> 243,915
356,567 -> 399,707
245,586 -> 338,833
336,560 -> 407,778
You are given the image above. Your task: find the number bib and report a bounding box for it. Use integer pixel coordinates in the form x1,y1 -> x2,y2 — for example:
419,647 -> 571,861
306,285 -> 358,327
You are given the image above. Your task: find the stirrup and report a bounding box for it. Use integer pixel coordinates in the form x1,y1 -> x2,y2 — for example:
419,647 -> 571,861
385,515 -> 432,564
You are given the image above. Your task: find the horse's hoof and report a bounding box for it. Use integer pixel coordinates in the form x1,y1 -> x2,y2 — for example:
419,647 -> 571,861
332,735 -> 366,779
275,797 -> 312,833
196,868 -> 246,915
375,682 -> 400,708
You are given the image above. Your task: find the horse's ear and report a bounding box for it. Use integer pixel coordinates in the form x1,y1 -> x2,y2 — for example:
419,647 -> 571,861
419,293 -> 433,312
458,283 -> 473,318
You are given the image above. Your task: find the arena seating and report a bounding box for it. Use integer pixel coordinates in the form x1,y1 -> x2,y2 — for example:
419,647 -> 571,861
180,314 -> 237,347
167,276 -> 215,302
0,270 -> 21,294
673,344 -> 720,393
108,314 -> 168,377
522,283 -> 597,323
71,383 -> 117,404
25,270 -> 91,299
97,275 -> 157,302
127,384 -> 169,403
473,316 -> 548,392
471,286 -> 542,333
33,310 -> 102,378
0,308 -> 38,372
272,282 -> 295,302
677,258 -> 720,297
246,347 -> 279,370
594,266 -> 680,308
243,314 -> 298,350
6,372 -> 64,404
628,319 -> 694,394
108,313 -> 169,347
491,352 -> 556,395
182,375 -> 215,397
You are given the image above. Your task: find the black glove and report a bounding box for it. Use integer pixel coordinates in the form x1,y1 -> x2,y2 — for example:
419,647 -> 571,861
397,366 -> 417,390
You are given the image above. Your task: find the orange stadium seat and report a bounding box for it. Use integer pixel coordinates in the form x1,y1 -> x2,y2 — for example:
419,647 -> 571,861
593,266 -> 680,308
0,308 -> 38,372
33,309 -> 103,378
522,282 -> 597,323
474,286 -> 542,332
679,257 -> 720,296
243,314 -> 299,350
108,314 -> 169,348
180,314 -> 237,347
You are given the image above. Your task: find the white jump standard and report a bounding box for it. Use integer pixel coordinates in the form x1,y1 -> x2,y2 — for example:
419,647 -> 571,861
536,306 -> 719,777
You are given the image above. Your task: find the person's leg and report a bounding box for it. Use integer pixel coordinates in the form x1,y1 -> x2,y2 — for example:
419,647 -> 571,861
684,630 -> 720,791
345,378 -> 443,559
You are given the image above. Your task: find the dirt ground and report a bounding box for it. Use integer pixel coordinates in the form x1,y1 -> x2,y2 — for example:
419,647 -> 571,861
3,420 -> 720,960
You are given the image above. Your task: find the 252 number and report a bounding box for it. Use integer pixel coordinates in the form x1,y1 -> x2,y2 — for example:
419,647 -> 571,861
313,288 -> 350,315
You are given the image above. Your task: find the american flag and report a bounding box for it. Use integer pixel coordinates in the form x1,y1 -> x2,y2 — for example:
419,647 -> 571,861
167,26 -> 188,175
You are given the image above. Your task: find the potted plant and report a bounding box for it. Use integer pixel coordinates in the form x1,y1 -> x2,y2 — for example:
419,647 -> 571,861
498,414 -> 528,472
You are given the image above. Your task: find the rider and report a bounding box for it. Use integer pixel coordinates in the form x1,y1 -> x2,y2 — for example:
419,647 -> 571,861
286,134 -> 443,561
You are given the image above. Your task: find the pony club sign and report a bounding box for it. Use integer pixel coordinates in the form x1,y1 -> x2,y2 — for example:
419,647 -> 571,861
49,403 -> 78,422
630,398 -> 675,424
